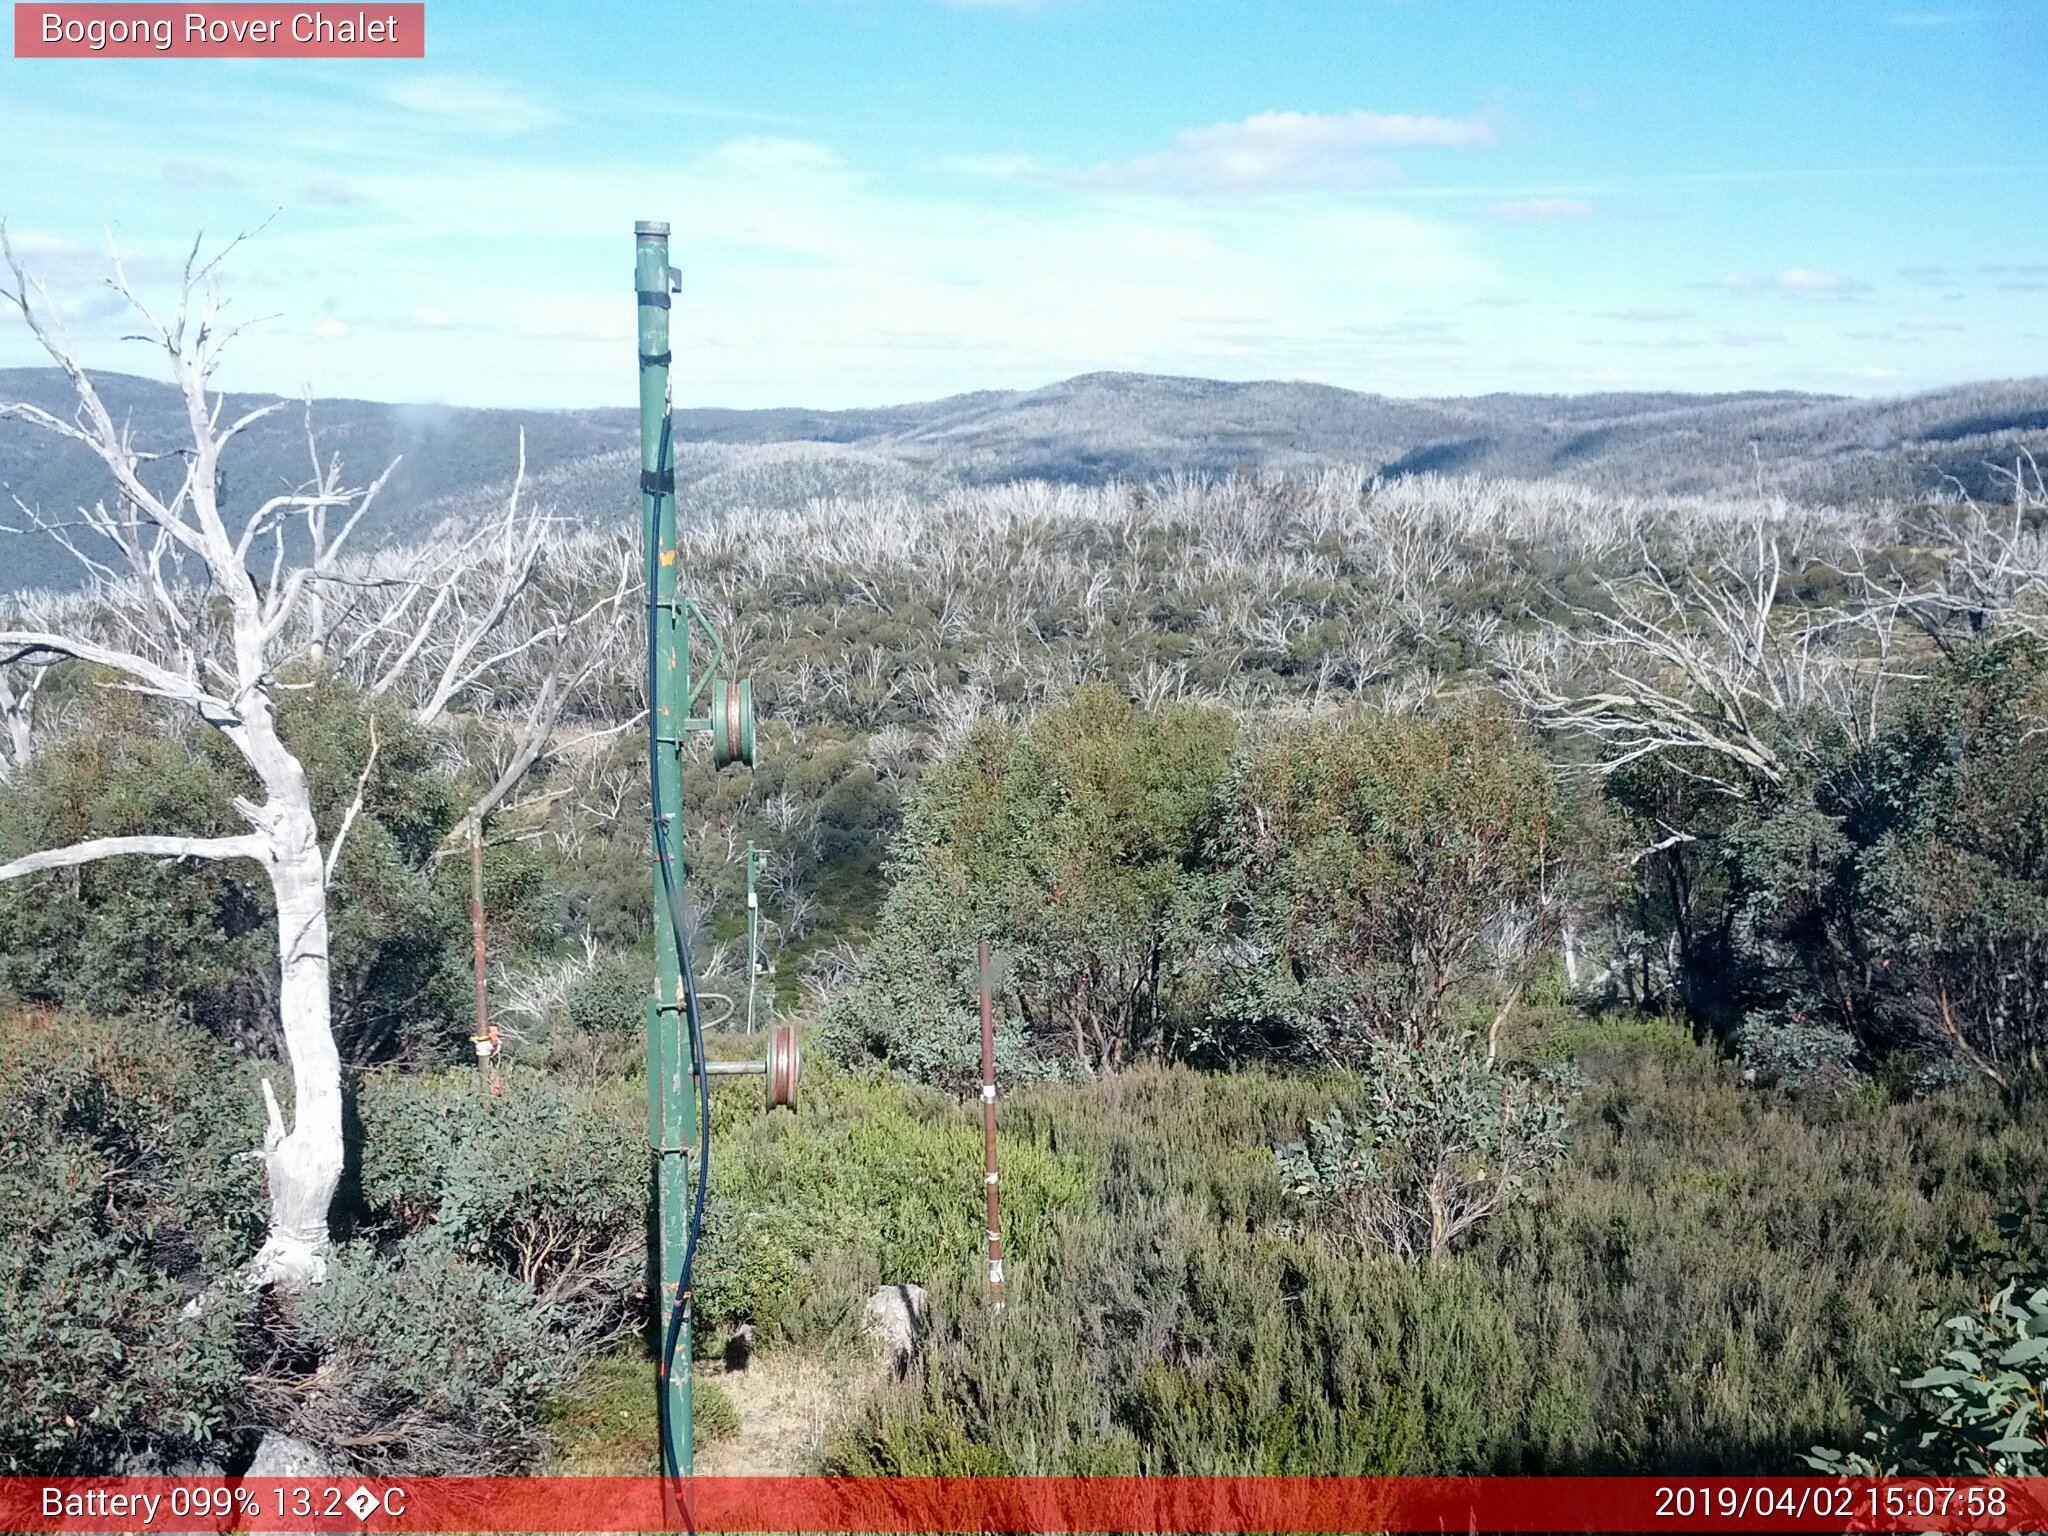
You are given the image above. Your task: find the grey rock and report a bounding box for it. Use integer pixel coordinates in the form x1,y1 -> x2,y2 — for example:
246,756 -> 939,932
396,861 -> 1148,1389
245,1432 -> 342,1479
862,1282 -> 930,1374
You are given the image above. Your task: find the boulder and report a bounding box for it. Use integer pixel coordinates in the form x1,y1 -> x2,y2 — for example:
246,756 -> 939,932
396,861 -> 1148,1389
245,1432 -> 342,1479
862,1282 -> 929,1374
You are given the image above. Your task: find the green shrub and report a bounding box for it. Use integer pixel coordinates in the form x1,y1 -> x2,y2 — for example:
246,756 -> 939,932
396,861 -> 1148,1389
1214,706 -> 1570,1062
828,695 -> 1582,1084
354,1067 -> 645,1345
0,1007 -> 263,1473
1732,1007 -> 1860,1092
565,953 -> 647,1035
1277,1036 -> 1572,1261
253,1240 -> 571,1475
822,685 -> 1237,1085
832,1031 -> 2048,1476
1807,1275 -> 2048,1474
693,1055 -> 1095,1348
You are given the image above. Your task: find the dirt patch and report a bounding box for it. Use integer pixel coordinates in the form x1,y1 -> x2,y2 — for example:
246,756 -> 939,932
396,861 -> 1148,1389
546,1344 -> 869,1476
694,1351 -> 865,1476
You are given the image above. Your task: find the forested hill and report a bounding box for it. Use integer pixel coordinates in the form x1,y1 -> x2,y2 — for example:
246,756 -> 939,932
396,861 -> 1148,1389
4,365 -> 2046,593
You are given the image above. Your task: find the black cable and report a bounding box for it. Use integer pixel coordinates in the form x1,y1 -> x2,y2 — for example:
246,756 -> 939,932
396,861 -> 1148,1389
644,407 -> 713,1497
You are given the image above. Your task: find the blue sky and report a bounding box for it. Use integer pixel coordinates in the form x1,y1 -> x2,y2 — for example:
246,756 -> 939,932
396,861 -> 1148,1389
2,0 -> 2044,407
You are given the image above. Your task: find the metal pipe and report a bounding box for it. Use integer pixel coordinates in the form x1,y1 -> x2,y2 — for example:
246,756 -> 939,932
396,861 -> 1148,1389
636,217 -> 695,1481
705,1059 -> 765,1076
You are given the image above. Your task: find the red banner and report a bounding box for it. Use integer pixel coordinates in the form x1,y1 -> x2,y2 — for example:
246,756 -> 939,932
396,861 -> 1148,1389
13,4 -> 424,57
5,1476 -> 2048,1533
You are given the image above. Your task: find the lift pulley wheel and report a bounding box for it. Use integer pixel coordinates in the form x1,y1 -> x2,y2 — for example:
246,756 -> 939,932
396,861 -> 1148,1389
710,676 -> 756,770
766,1023 -> 800,1111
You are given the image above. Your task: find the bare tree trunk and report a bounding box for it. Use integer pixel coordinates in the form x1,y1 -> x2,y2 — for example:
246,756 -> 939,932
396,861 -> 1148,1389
0,667 -> 38,778
249,804 -> 344,1289
1485,979 -> 1524,1064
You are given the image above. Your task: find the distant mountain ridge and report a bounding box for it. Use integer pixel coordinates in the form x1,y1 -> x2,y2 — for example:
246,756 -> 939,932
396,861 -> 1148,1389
4,366 -> 2046,593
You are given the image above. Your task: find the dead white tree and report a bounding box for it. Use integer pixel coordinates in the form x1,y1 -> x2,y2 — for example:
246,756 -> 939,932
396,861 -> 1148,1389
0,226 -> 563,1291
1882,454 -> 2048,646
0,226 -> 377,1289
0,652 -> 47,779
1497,532 -> 1866,799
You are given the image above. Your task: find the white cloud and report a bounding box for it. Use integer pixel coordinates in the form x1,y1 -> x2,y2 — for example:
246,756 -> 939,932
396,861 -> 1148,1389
188,123 -> 1493,405
1484,197 -> 1595,221
304,178 -> 365,206
383,76 -> 560,136
1057,109 -> 1496,194
0,228 -> 181,285
162,160 -> 241,189
701,136 -> 852,181
313,319 -> 349,339
1598,308 -> 1695,323
1711,268 -> 1872,299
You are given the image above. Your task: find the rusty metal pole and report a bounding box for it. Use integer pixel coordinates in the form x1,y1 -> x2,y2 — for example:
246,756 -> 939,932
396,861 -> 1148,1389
979,941 -> 1005,1311
468,813 -> 501,1087
469,814 -> 488,1042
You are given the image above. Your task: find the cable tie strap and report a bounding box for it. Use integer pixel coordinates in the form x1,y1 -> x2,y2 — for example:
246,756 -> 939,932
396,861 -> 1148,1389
639,349 -> 672,368
641,469 -> 675,496
635,287 -> 672,310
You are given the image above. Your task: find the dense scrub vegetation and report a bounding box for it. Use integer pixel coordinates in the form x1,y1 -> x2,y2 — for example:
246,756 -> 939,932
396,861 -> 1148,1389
832,1037 -> 2047,1476
5,463 -> 2047,1476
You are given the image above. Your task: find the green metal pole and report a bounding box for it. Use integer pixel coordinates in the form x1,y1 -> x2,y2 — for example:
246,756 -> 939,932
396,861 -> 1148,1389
636,219 -> 694,1479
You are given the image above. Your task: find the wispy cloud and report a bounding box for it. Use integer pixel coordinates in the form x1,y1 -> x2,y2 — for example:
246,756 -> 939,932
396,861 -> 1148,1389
1597,308 -> 1695,323
1484,197 -> 1595,221
304,177 -> 365,206
0,228 -> 180,285
383,75 -> 560,136
162,160 -> 241,189
1710,268 -> 1873,299
1056,109 -> 1495,194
